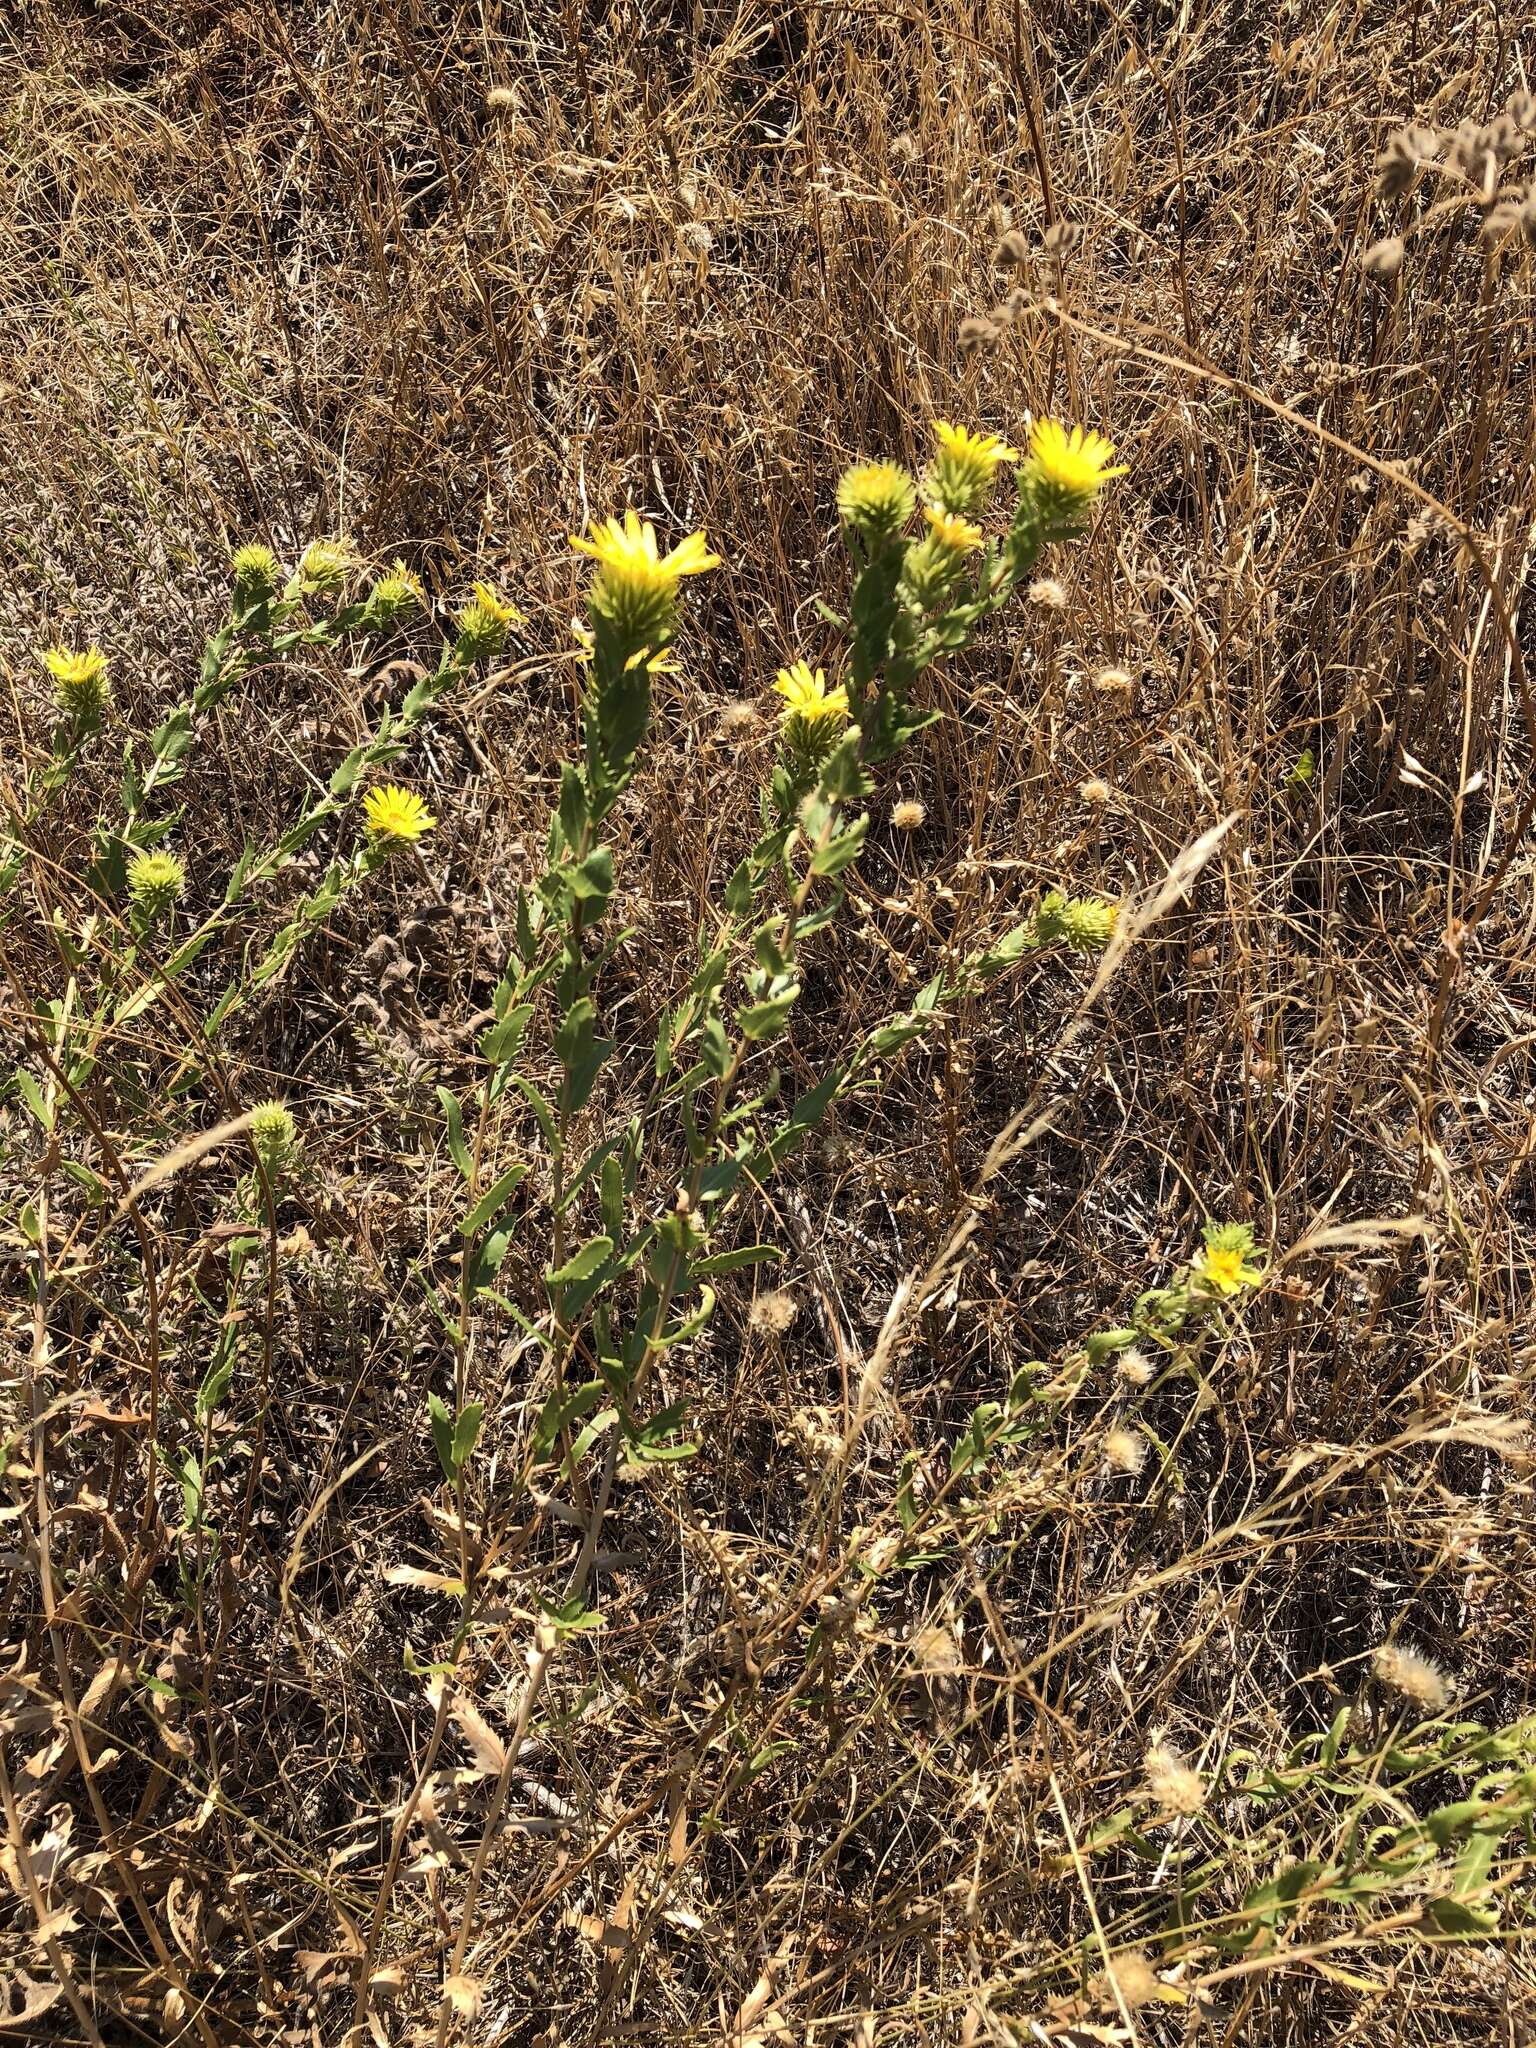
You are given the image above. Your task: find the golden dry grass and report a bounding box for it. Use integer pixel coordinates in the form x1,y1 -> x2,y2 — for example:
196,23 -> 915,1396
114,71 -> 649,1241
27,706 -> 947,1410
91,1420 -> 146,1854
3,2 -> 1536,2043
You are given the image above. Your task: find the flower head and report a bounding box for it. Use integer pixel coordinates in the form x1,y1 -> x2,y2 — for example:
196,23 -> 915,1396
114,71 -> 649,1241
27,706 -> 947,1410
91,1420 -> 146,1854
367,560 -> 425,626
231,543 -> 281,606
248,1100 -> 299,1176
455,581 -> 523,660
1023,418 -> 1127,509
126,847 -> 186,920
298,536 -> 358,595
1193,1222 -> 1261,1297
835,461 -> 917,542
42,644 -> 110,728
363,783 -> 436,844
924,420 -> 1019,514
890,798 -> 926,832
774,661 -> 849,770
1060,896 -> 1118,954
570,511 -> 719,645
922,504 -> 985,554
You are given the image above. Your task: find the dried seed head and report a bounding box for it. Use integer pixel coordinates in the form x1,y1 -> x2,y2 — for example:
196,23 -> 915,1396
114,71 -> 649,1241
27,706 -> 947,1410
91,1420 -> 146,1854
679,221 -> 714,254
1375,123 -> 1438,199
1042,218 -> 1082,256
718,697 -> 760,736
958,314 -> 999,350
1372,1641 -> 1451,1714
1094,664 -> 1134,695
1078,777 -> 1113,806
749,1289 -> 798,1335
1117,1347 -> 1155,1387
1144,1741 -> 1206,1818
485,86 -> 520,112
1103,1426 -> 1146,1475
1362,234 -> 1405,279
1093,1952 -> 1160,2011
993,228 -> 1030,268
1028,577 -> 1068,611
890,798 -> 927,831
1508,89 -> 1536,134
443,1976 -> 484,2021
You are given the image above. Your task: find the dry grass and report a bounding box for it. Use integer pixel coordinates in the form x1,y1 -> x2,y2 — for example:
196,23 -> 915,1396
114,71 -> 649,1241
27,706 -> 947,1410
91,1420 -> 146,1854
3,1 -> 1536,2042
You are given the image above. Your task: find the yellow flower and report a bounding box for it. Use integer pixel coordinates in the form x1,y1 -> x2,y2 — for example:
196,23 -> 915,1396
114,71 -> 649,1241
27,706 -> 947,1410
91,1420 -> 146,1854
126,847 -> 185,918
1192,1226 -> 1262,1297
922,505 -> 985,554
455,580 -> 523,658
1197,1243 -> 1248,1294
363,783 -> 437,843
368,560 -> 426,623
1024,418 -> 1128,503
835,461 -> 917,540
570,511 -> 719,642
773,661 -> 849,727
231,543 -> 281,602
42,644 -> 110,726
926,421 -> 1019,514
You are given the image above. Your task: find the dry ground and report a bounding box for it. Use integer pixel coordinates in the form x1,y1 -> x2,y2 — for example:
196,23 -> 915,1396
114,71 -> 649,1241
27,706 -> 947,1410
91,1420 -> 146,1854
3,0 -> 1536,2043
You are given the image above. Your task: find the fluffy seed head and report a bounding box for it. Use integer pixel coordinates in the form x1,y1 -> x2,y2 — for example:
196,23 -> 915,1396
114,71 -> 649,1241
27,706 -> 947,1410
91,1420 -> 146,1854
1117,1347 -> 1155,1388
1362,235 -> 1406,279
126,847 -> 186,919
1373,1642 -> 1451,1715
890,798 -> 926,832
1028,577 -> 1068,610
836,461 -> 917,541
749,1289 -> 798,1335
42,644 -> 110,727
362,783 -> 436,844
1094,1952 -> 1160,2011
1103,1425 -> 1146,1475
1079,777 -> 1113,806
1094,665 -> 1134,695
1144,1742 -> 1206,1818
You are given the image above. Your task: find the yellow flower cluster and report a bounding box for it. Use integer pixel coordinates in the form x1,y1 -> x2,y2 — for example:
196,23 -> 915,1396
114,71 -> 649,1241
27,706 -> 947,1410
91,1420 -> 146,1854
773,660 -> 848,727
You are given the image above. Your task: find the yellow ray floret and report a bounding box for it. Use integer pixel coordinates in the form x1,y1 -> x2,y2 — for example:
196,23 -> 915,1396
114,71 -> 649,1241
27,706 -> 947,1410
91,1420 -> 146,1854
773,661 -> 849,726
363,783 -> 437,843
570,511 -> 720,594
931,421 -> 1019,475
922,505 -> 985,553
1026,418 -> 1128,501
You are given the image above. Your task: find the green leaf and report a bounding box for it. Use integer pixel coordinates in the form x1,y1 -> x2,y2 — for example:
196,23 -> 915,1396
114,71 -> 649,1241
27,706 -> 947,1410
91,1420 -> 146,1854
533,1380 -> 609,1458
724,859 -> 754,913
436,1085 -> 473,1179
600,1154 -> 625,1239
428,1391 -> 456,1481
14,1071 -> 51,1129
738,986 -> 801,1041
808,815 -> 868,877
480,1003 -> 533,1067
690,1244 -> 783,1276
457,1162 -> 528,1238
546,1235 -> 614,1286
195,1355 -> 233,1423
452,1401 -> 484,1475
